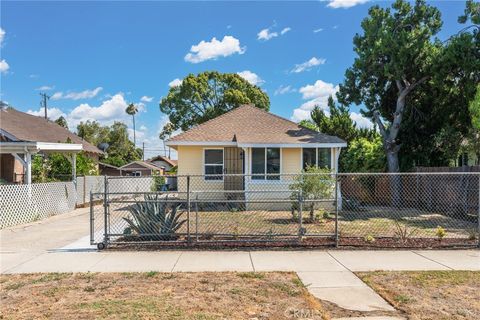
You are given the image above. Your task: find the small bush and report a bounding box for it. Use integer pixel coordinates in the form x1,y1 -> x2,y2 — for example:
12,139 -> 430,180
435,226 -> 446,240
364,234 -> 376,243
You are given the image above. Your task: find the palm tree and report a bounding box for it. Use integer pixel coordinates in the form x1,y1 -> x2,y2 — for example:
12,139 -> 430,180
125,103 -> 138,146
159,122 -> 175,158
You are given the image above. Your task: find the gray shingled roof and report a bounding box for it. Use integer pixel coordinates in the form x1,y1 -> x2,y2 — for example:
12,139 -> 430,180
0,108 -> 102,154
167,104 -> 346,145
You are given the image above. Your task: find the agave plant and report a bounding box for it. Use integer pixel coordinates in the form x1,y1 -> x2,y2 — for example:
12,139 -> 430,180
123,194 -> 186,241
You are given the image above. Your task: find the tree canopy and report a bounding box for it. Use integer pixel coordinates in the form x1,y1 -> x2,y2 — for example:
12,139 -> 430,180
160,71 -> 270,131
77,120 -> 142,167
338,0 -> 479,171
300,96 -> 383,172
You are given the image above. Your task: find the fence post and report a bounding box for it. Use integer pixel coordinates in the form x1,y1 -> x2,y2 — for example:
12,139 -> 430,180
195,193 -> 199,242
298,189 -> 303,242
187,175 -> 191,244
90,191 -> 94,245
335,174 -> 339,248
103,175 -> 109,247
83,176 -> 87,205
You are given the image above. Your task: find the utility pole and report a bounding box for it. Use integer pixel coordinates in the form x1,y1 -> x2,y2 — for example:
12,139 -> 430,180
142,142 -> 145,161
39,93 -> 50,119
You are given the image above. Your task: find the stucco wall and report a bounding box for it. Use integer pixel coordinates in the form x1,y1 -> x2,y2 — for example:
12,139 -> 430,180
177,146 -> 224,198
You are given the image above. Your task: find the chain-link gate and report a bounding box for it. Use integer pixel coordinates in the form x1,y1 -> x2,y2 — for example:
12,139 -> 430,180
90,173 -> 480,249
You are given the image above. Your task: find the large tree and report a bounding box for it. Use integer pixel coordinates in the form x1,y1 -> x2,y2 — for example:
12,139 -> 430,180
338,0 -> 443,173
160,71 -> 270,131
76,120 -> 142,167
338,0 -> 480,171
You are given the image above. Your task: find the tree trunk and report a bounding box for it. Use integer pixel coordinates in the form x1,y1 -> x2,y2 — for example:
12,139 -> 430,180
387,150 -> 402,207
132,114 -> 136,147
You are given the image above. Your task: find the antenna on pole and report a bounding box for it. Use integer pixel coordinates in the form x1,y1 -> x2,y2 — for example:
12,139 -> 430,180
39,93 -> 50,119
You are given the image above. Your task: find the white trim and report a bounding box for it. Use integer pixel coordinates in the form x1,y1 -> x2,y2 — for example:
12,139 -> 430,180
166,141 -> 237,147
239,143 -> 346,148
203,147 -> 224,181
0,141 -> 83,153
166,140 -> 347,148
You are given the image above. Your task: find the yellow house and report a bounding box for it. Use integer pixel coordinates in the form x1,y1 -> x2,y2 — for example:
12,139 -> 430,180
166,105 -> 347,207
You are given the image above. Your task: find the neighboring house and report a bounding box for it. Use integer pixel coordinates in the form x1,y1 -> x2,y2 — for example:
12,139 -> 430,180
99,162 -> 123,176
119,160 -> 163,176
148,155 -> 177,173
0,107 -> 102,184
166,104 -> 347,206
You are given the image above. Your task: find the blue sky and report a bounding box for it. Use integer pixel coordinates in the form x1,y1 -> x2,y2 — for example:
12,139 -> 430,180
0,0 -> 468,158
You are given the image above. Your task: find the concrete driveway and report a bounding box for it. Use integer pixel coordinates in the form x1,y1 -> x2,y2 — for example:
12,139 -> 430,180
0,206 -> 92,273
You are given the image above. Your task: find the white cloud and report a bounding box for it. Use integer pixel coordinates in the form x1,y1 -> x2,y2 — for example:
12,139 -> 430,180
140,96 -> 153,103
237,70 -> 264,86
184,35 -> 245,63
291,80 -> 339,122
0,28 -> 5,45
274,85 -> 295,96
299,80 -> 338,100
36,85 -> 54,91
350,112 -> 373,129
67,93 -> 129,127
257,28 -> 278,41
27,107 -> 66,121
0,59 -> 9,74
168,78 -> 183,87
280,27 -> 291,35
291,57 -> 326,73
326,0 -> 370,9
257,25 -> 291,41
313,28 -> 324,33
51,87 -> 103,100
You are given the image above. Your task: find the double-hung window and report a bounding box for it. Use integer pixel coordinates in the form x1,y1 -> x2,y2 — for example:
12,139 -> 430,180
204,149 -> 223,180
252,148 -> 280,180
302,148 -> 331,170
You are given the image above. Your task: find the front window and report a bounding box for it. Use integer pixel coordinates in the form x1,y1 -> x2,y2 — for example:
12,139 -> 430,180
252,148 -> 280,180
302,148 -> 331,170
204,149 -> 223,180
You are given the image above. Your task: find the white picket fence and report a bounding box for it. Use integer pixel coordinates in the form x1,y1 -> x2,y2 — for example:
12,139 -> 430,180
0,175 -> 154,229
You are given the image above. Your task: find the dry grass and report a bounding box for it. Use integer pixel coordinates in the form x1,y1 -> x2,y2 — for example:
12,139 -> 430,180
0,272 -> 327,320
358,271 -> 480,320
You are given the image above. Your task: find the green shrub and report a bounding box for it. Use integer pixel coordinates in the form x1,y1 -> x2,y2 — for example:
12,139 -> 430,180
289,166 -> 335,222
151,171 -> 166,191
436,226 -> 446,240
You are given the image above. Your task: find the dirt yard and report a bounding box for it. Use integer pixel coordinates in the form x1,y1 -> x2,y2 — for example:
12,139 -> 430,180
0,272 -> 327,320
357,271 -> 480,320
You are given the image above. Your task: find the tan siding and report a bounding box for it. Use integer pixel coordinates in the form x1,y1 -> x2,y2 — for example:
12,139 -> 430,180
281,148 -> 301,174
177,146 -> 225,198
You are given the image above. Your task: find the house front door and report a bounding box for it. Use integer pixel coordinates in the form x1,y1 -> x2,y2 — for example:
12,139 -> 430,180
224,147 -> 244,193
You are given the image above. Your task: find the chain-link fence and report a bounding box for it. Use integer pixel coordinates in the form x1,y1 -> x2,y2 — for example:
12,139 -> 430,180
90,173 -> 480,249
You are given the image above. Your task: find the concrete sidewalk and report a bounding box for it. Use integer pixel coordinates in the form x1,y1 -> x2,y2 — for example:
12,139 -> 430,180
1,209 -> 478,318
2,248 -> 478,316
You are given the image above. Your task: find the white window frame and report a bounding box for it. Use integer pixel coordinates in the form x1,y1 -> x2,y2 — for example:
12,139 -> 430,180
250,147 -> 282,181
203,148 -> 224,181
133,171 -> 142,177
301,147 -> 333,171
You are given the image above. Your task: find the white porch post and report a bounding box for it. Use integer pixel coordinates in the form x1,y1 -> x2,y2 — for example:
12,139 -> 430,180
71,153 -> 77,188
25,152 -> 32,185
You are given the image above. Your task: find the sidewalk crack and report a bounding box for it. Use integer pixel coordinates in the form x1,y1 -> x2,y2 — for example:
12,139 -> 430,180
411,251 -> 453,270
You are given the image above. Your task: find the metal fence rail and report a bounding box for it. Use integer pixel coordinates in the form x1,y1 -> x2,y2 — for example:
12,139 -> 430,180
90,172 -> 480,249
